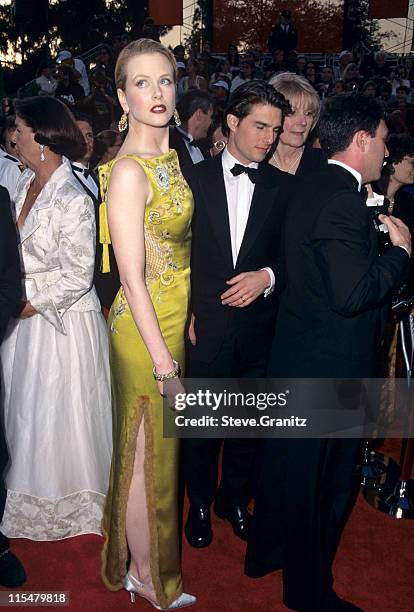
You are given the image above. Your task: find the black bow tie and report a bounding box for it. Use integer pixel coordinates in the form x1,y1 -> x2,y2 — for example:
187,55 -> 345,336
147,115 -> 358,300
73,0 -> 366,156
181,132 -> 203,149
73,165 -> 90,179
230,163 -> 260,183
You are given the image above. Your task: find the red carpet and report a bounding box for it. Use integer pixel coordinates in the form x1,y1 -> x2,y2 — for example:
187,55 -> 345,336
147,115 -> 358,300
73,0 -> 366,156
2,441 -> 413,611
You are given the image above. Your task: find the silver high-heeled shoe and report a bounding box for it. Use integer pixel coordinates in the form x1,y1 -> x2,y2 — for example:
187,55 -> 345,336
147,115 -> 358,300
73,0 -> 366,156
123,573 -> 197,610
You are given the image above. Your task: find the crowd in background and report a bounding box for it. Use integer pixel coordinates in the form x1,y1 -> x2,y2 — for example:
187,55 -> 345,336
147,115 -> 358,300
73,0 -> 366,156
2,31 -> 414,170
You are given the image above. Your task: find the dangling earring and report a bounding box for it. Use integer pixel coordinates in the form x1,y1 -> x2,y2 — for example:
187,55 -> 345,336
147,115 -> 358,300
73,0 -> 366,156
118,112 -> 128,132
173,109 -> 181,127
40,144 -> 45,162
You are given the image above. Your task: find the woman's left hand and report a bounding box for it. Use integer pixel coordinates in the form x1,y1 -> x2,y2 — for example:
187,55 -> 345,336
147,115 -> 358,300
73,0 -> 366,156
20,301 -> 37,319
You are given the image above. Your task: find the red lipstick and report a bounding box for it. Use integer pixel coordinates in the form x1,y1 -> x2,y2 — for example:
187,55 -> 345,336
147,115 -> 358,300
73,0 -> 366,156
150,105 -> 166,113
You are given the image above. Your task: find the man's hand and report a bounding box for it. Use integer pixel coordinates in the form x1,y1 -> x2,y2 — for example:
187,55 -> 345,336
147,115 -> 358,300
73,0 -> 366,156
379,214 -> 412,256
188,312 -> 196,346
221,270 -> 270,307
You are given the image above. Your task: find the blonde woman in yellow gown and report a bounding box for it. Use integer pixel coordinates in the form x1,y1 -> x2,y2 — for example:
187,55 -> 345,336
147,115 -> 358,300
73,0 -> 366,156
100,39 -> 196,610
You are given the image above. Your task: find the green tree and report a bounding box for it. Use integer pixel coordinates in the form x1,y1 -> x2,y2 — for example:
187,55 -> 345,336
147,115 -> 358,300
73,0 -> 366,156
184,0 -> 209,54
186,0 -> 395,54
0,1 -> 173,60
344,0 -> 395,52
0,0 -> 173,94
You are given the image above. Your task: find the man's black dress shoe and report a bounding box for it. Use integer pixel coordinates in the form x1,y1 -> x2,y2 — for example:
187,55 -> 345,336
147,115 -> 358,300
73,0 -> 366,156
0,533 -> 26,588
185,505 -> 212,548
213,498 -> 251,542
321,590 -> 364,612
292,591 -> 364,612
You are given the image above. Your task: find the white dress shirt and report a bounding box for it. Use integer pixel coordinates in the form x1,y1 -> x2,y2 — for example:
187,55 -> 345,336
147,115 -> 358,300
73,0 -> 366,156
0,149 -> 22,204
221,147 -> 274,295
176,126 -> 204,164
71,162 -> 99,199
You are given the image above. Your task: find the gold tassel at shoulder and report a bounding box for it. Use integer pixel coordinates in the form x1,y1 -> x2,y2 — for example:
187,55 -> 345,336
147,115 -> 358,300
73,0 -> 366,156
97,157 -> 137,273
98,165 -> 112,273
99,201 -> 111,273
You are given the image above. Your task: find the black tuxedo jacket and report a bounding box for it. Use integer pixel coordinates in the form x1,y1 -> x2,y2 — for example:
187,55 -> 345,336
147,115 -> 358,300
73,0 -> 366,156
296,143 -> 327,177
269,163 -> 409,378
169,126 -> 210,184
0,186 -> 20,521
267,23 -> 298,54
0,186 -> 21,343
187,154 -> 293,362
72,165 -> 120,310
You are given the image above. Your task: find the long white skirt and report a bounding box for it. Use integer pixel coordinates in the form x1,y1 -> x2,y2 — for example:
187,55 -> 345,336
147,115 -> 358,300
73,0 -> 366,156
0,310 -> 112,540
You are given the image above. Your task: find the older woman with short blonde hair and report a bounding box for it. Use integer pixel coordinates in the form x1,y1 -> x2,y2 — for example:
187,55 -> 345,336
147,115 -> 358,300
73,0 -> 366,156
268,72 -> 325,175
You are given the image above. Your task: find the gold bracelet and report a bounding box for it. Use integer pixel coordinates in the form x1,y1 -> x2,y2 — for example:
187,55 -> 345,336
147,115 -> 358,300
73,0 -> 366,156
153,360 -> 181,381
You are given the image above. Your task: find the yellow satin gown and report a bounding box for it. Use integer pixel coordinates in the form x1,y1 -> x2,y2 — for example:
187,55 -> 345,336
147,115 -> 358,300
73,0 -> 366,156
100,150 -> 193,608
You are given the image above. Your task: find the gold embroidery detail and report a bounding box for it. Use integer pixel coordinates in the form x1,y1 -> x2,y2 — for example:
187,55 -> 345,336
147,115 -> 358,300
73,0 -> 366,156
110,290 -> 128,333
144,228 -> 174,287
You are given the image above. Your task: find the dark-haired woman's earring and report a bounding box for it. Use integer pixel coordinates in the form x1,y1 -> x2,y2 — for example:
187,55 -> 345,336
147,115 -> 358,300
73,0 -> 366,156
173,109 -> 181,127
40,144 -> 45,162
118,112 -> 128,132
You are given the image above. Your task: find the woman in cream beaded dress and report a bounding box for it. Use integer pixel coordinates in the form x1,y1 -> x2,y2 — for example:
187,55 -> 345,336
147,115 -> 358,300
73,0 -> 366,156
100,40 -> 196,610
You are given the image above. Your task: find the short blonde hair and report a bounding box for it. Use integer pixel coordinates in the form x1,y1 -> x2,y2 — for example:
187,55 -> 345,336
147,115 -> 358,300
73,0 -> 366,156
268,72 -> 321,127
115,38 -> 177,90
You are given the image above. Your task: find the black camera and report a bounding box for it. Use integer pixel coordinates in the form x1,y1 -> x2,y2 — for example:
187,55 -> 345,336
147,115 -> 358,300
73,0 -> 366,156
371,208 -> 392,255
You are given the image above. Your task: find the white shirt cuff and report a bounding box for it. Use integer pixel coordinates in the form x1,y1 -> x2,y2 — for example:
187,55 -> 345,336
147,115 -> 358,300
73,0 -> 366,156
396,245 -> 411,257
261,267 -> 275,297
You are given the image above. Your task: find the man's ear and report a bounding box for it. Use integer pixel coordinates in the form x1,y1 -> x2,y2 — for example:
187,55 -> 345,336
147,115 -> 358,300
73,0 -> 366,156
355,130 -> 369,153
194,108 -> 203,122
117,88 -> 129,114
226,113 -> 240,134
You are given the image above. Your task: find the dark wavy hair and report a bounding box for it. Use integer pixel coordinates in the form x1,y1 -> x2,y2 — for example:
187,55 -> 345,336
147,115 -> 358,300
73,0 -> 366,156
222,80 -> 291,137
318,93 -> 385,157
13,96 -> 86,161
385,133 -> 414,165
373,133 -> 414,195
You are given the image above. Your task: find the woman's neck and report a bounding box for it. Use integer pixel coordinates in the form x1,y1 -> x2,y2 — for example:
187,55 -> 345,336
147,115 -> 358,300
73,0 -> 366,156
271,142 -> 304,174
274,141 -> 304,163
30,156 -> 62,186
387,177 -> 402,201
121,122 -> 170,157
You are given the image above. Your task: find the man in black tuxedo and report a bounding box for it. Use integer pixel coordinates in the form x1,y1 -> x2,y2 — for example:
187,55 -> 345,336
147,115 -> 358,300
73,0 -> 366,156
245,94 -> 411,611
0,187 -> 26,587
267,9 -> 298,58
183,81 -> 292,548
71,113 -> 120,313
169,90 -> 213,182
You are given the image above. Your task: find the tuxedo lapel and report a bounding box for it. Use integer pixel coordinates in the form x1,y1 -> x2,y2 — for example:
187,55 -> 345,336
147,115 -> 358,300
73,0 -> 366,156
71,169 -> 99,205
236,167 -> 280,268
169,127 -> 194,172
198,156 -> 234,270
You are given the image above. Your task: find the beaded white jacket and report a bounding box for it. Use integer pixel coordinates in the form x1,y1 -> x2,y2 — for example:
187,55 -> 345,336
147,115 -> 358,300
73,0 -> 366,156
14,157 -> 101,334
